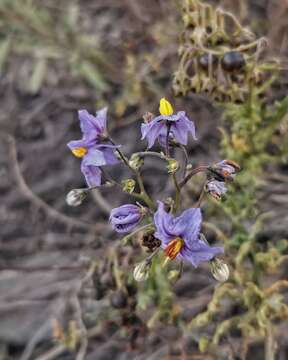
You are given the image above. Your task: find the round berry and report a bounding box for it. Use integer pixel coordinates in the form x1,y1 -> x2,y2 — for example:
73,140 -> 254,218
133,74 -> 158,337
221,51 -> 245,71
198,53 -> 218,70
110,290 -> 128,309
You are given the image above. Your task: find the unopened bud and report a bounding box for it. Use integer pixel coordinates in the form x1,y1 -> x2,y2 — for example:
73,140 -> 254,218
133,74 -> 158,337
66,189 -> 87,207
209,159 -> 240,182
205,180 -> 227,201
210,258 -> 229,282
167,158 -> 179,174
133,259 -> 151,282
122,179 -> 136,194
168,269 -> 180,281
143,112 -> 154,123
129,154 -> 144,170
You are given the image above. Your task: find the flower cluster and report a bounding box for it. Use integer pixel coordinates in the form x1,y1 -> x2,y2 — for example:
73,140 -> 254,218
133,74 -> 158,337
205,160 -> 241,201
67,98 -> 240,283
141,98 -> 197,148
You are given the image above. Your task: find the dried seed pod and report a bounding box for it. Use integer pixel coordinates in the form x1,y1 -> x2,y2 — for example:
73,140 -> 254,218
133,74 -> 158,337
221,51 -> 245,72
142,233 -> 161,252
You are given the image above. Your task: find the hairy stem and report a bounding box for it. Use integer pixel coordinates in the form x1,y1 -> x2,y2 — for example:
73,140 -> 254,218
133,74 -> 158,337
180,165 -> 209,187
172,173 -> 181,212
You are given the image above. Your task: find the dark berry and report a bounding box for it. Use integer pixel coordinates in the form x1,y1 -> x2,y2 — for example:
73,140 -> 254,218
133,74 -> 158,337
198,53 -> 218,70
221,51 -> 245,72
126,283 -> 137,297
110,290 -> 128,309
206,26 -> 213,34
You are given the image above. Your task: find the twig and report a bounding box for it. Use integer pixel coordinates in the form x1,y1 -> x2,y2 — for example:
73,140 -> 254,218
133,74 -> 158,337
121,223 -> 155,244
179,144 -> 189,180
264,280 -> 288,296
180,165 -> 208,187
71,296 -> 88,360
4,134 -> 103,233
0,265 -> 89,272
108,137 -> 155,210
91,188 -> 112,215
194,181 -> 206,207
20,298 -> 67,360
265,325 -> 276,360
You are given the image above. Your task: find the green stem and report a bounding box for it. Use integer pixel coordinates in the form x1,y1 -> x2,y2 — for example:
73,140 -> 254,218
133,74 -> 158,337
133,151 -> 167,161
172,173 -> 181,213
179,144 -> 189,180
109,138 -> 155,211
122,223 -> 154,244
165,124 -> 181,212
195,182 -> 206,207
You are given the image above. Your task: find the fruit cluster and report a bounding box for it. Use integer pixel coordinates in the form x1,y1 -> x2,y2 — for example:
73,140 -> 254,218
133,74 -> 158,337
173,0 -> 276,102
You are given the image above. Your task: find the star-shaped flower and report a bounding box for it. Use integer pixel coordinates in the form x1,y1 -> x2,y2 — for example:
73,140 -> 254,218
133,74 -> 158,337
67,108 -> 119,187
154,201 -> 223,267
141,98 -> 197,148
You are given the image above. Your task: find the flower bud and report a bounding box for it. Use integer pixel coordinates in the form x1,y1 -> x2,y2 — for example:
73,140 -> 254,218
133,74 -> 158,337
209,159 -> 240,182
129,154 -> 144,170
167,158 -> 179,174
143,112 -> 154,123
168,269 -> 180,281
66,189 -> 87,206
110,204 -> 145,233
133,259 -> 151,282
205,180 -> 227,201
210,258 -> 229,282
122,179 -> 136,194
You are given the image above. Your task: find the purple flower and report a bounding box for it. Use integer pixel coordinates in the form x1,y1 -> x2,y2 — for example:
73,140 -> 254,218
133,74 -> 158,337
67,108 -> 119,187
141,98 -> 196,149
206,180 -> 227,201
154,202 -> 223,267
209,159 -> 240,182
110,204 -> 144,233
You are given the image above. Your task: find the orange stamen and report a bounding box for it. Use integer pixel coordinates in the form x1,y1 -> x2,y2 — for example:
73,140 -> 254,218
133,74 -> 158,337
222,170 -> 230,177
164,237 -> 184,260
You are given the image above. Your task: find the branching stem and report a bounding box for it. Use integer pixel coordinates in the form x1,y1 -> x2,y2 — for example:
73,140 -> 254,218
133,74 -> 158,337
108,138 -> 155,211
180,165 -> 209,187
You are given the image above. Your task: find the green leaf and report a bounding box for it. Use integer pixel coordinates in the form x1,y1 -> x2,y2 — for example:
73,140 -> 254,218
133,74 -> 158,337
29,58 -> 47,94
78,61 -> 109,92
0,38 -> 11,75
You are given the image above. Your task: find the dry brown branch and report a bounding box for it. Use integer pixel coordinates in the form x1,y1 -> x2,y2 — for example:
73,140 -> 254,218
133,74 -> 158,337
4,134 -> 106,234
34,263 -> 97,360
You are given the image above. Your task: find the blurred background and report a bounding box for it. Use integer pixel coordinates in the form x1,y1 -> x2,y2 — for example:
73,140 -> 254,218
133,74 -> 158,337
0,0 -> 288,359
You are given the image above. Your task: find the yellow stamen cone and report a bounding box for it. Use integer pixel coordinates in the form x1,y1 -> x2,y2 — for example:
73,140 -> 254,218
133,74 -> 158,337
71,147 -> 87,158
159,98 -> 174,116
164,237 -> 184,260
